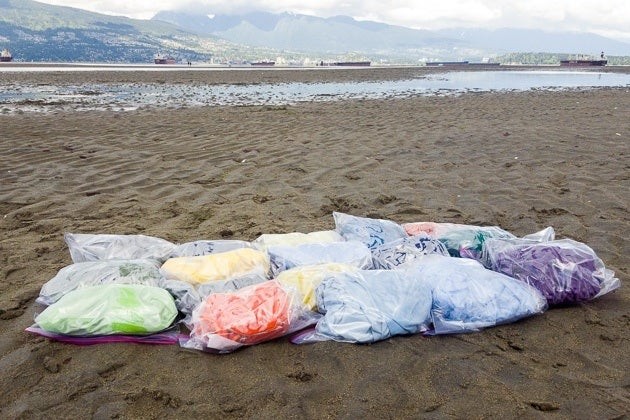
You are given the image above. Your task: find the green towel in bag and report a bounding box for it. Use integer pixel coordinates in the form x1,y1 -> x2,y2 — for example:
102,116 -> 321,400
35,284 -> 177,336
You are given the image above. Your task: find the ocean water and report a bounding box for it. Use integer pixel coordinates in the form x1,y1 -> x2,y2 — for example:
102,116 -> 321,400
0,69 -> 628,113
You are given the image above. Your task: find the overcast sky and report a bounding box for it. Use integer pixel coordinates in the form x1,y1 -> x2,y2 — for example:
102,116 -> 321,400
36,0 -> 630,42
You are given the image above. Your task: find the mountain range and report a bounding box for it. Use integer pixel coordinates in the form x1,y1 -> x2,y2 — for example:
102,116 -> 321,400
0,0 -> 224,62
153,11 -> 460,57
0,0 -> 628,63
153,10 -> 630,59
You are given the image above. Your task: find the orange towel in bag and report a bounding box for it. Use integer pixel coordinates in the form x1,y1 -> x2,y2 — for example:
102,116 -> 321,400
192,281 -> 291,345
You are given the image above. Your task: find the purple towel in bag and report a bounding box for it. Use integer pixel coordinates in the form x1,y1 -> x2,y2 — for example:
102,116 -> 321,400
484,239 -> 612,305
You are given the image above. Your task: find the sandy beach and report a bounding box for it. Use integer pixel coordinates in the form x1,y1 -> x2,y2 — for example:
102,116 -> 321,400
0,67 -> 628,418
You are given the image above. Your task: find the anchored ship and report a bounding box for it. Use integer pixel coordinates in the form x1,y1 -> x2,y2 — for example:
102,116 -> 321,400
332,61 -> 371,66
560,52 -> 607,67
560,59 -> 607,67
1,48 -> 13,62
154,53 -> 176,64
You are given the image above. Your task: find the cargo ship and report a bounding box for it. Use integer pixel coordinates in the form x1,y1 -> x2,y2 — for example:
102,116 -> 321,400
560,59 -> 607,67
332,61 -> 371,66
154,53 -> 176,64
1,48 -> 12,62
560,53 -> 607,67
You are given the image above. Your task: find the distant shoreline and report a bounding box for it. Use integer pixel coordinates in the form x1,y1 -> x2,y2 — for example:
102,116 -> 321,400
1,62 -> 629,72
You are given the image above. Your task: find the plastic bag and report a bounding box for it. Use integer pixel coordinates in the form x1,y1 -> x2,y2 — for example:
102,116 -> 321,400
160,280 -> 202,322
25,325 -> 180,345
65,233 -> 175,263
197,273 -> 268,295
521,226 -> 556,242
371,234 -> 449,269
297,269 -> 433,344
409,255 -> 547,334
333,212 -> 407,250
170,240 -> 253,258
252,230 -> 343,251
180,281 -> 317,353
162,274 -> 268,323
276,263 -> 360,311
268,240 -> 372,276
482,238 -> 620,305
160,248 -> 270,285
465,226 -> 556,262
37,259 -> 163,306
402,222 -> 515,259
34,284 -> 178,336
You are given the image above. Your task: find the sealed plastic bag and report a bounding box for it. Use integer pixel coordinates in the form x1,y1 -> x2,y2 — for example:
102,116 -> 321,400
409,255 -> 547,334
37,259 -> 162,306
252,230 -> 343,250
65,233 -> 175,263
482,238 -> 620,305
180,280 -> 317,353
402,222 -> 515,259
276,263 -> 360,311
333,212 -> 407,250
197,273 -> 268,295
162,274 -> 268,322
25,325 -> 180,346
371,234 -> 449,269
160,280 -> 202,321
268,240 -> 372,276
35,284 -> 178,336
160,248 -> 270,285
170,240 -> 253,258
297,269 -> 433,343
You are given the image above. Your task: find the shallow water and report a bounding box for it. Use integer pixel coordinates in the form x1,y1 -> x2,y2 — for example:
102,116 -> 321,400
0,70 -> 628,113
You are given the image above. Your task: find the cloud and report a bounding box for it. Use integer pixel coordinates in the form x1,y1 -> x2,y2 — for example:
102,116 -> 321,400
387,1 -> 502,27
38,0 -> 160,19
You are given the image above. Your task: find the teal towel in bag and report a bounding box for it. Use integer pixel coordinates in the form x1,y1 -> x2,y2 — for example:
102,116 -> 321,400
35,284 -> 177,336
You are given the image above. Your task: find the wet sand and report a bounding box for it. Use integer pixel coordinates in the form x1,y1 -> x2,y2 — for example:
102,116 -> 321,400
0,68 -> 628,418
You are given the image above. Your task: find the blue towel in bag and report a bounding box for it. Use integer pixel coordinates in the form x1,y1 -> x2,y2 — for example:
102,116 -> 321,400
315,269 -> 433,343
